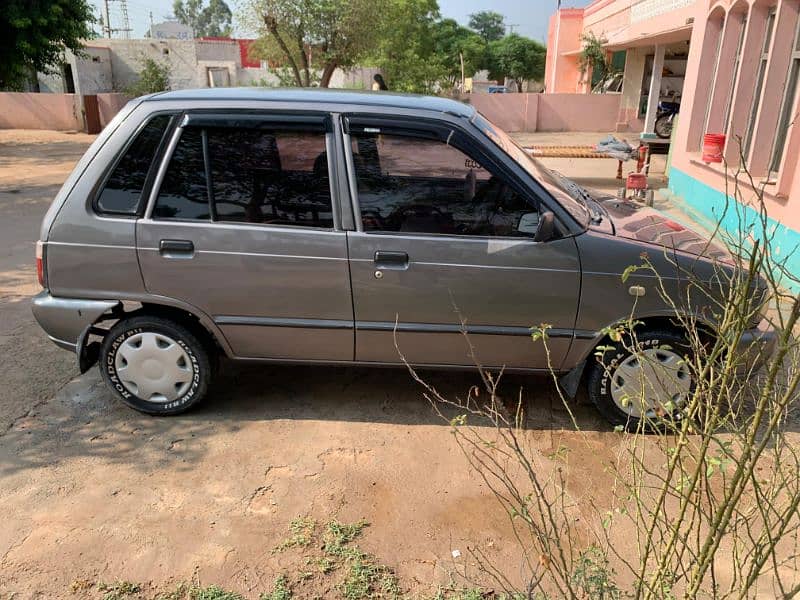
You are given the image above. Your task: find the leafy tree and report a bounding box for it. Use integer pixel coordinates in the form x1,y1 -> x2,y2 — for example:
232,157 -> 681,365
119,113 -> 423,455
431,18 -> 486,88
125,57 -> 171,97
243,0 -> 385,88
468,10 -> 505,42
370,0 -> 444,93
0,0 -> 94,90
173,0 -> 233,38
578,31 -> 610,84
486,34 -> 546,92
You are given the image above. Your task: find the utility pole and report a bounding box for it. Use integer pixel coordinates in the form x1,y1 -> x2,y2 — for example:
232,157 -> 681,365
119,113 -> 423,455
508,23 -> 520,34
149,11 -> 155,36
103,0 -> 111,38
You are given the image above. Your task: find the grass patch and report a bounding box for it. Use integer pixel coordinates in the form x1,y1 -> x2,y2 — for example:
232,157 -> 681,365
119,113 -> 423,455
259,574 -> 292,600
155,583 -> 244,600
98,581 -> 142,600
322,519 -> 369,556
274,516 -> 316,552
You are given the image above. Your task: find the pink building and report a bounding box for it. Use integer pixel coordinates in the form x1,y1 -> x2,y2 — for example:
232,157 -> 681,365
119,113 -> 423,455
547,0 -> 800,285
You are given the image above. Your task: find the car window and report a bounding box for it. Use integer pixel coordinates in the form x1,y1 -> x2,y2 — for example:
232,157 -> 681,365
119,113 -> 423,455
350,133 -> 538,237
208,127 -> 333,227
95,114 -> 172,215
153,127 -> 210,220
153,124 -> 333,228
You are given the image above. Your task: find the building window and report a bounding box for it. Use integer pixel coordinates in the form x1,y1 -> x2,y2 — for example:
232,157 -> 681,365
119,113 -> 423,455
742,7 -> 777,160
724,14 -> 748,134
769,12 -> 800,174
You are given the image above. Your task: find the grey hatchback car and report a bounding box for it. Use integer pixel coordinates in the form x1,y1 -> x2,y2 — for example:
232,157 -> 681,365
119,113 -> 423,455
32,88 -> 774,428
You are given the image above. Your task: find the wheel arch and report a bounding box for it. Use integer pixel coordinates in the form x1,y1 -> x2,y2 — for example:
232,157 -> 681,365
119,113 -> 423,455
78,298 -> 232,373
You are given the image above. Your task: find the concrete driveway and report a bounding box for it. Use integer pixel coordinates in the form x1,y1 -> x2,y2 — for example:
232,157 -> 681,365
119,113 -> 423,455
0,130 -> 620,599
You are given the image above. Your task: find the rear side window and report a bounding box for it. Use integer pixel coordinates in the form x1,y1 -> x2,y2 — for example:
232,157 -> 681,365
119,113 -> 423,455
153,124 -> 333,228
95,114 -> 172,215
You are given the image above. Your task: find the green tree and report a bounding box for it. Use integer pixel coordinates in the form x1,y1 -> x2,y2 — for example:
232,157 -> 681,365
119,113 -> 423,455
0,0 -> 94,90
371,0 -> 444,93
486,34 -> 546,92
125,57 -> 170,97
577,31 -> 610,84
468,10 -> 505,42
173,0 -> 233,38
431,18 -> 486,88
242,0 -> 386,88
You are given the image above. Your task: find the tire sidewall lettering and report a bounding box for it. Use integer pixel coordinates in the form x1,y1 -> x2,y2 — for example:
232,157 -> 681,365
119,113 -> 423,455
104,327 -> 200,408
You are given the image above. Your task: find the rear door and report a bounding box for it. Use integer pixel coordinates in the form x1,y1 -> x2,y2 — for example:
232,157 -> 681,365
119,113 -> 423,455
342,116 -> 582,370
137,111 -> 354,361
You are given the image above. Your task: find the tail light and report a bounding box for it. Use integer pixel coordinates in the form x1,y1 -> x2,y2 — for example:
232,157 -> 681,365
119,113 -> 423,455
36,241 -> 46,288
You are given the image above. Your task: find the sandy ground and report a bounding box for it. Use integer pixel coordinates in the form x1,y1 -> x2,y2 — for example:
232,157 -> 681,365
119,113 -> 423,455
0,128 -> 741,598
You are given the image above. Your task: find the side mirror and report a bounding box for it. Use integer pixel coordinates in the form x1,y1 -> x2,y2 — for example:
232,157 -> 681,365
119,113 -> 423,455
534,211 -> 556,243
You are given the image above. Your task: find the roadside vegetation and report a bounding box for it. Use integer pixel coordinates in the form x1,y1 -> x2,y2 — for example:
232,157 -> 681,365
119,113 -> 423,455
400,151 -> 800,597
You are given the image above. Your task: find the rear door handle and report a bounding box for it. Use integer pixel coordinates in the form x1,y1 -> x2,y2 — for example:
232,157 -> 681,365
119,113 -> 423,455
159,239 -> 194,256
374,251 -> 409,270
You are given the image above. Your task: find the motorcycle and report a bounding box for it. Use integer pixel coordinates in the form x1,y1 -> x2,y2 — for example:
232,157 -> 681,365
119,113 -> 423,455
655,93 -> 681,139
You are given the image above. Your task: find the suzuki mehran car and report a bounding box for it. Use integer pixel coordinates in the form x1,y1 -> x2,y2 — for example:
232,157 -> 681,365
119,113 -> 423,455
31,89 -> 774,428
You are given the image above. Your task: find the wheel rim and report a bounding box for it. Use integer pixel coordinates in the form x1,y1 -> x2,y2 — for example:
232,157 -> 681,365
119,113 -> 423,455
114,332 -> 194,403
609,348 -> 692,419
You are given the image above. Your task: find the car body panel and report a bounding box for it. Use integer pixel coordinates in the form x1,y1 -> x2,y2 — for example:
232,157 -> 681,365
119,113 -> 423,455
347,231 -> 581,369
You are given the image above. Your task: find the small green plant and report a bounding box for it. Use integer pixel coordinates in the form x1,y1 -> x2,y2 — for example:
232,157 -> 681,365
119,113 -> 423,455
570,546 -> 620,599
156,583 -> 244,600
323,519 -> 369,555
259,574 -> 292,600
274,516 -> 316,552
577,31 -> 610,84
98,581 -> 141,600
339,548 -> 400,600
125,57 -> 170,97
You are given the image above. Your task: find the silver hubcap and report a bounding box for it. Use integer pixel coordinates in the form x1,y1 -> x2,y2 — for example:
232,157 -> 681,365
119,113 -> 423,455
609,348 -> 692,419
114,332 -> 193,403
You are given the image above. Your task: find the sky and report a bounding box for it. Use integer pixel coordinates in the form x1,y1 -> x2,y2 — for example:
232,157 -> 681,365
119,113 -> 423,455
89,0 -> 595,42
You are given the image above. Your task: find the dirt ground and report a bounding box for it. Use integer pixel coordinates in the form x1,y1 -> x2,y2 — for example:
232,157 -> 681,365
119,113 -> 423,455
0,129 -> 713,599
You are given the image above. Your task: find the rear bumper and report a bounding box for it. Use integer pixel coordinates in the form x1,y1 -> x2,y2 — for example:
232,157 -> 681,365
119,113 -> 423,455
735,318 -> 777,373
31,291 -> 119,352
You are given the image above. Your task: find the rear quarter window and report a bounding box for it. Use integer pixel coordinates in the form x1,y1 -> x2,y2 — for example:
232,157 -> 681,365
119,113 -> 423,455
94,114 -> 173,215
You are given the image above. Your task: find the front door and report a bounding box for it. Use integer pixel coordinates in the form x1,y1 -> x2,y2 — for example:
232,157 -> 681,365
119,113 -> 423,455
343,118 -> 581,370
137,112 -> 354,361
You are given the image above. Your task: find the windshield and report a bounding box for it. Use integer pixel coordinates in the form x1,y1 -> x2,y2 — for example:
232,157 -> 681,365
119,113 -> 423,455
472,113 -> 591,227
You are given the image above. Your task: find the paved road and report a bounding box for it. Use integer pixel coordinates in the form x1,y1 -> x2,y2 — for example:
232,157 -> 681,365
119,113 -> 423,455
0,129 -> 616,599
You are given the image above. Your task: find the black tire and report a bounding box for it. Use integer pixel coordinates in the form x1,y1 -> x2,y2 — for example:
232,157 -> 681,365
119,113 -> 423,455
587,329 -> 692,431
655,115 -> 673,139
99,315 -> 212,415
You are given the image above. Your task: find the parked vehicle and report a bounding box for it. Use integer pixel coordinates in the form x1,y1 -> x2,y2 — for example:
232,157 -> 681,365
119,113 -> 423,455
655,93 -> 681,139
32,89 -> 774,429
487,85 -> 509,94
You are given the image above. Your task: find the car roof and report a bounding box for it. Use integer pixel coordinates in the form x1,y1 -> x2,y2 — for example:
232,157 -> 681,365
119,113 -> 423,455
146,87 -> 476,118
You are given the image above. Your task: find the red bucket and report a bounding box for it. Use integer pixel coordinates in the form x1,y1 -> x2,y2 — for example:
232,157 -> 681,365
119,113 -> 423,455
702,133 -> 726,163
626,172 -> 647,190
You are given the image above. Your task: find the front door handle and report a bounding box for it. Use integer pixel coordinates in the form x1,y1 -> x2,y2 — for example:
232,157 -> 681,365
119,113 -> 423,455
374,251 -> 409,270
159,239 -> 194,257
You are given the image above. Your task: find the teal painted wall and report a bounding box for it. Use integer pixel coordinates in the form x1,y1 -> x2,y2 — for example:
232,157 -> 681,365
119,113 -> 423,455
669,167 -> 800,293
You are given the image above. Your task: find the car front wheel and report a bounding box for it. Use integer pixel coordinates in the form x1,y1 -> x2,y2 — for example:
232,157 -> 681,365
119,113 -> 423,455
99,315 -> 211,415
587,329 -> 693,431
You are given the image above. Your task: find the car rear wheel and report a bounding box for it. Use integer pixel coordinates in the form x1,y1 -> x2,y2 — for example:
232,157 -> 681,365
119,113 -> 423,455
99,315 -> 211,415
587,329 -> 693,431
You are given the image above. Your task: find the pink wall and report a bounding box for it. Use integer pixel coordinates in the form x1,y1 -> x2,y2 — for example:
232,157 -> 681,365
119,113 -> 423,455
467,93 -> 621,132
671,0 -> 800,232
0,93 -> 84,131
545,9 -> 586,93
97,93 -> 130,128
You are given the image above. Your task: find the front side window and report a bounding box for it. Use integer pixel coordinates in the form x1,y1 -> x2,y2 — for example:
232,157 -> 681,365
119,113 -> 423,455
95,114 -> 172,215
350,132 -> 538,237
153,122 -> 333,228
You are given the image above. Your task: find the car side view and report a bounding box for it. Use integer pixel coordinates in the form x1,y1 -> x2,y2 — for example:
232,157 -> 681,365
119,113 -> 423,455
32,88 -> 775,428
